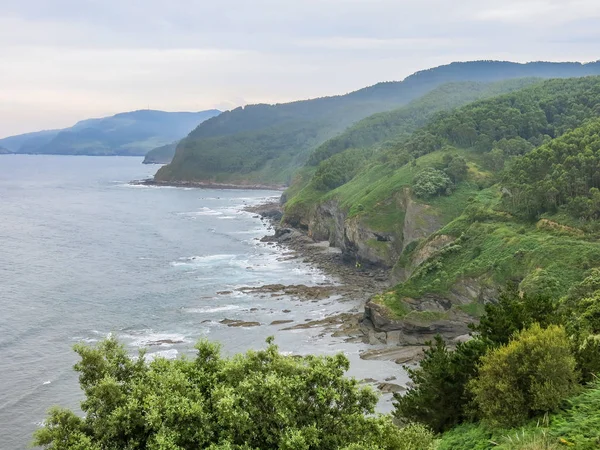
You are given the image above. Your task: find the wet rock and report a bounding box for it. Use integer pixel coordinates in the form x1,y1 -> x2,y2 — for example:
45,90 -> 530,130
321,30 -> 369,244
270,320 -> 294,326
361,378 -> 378,384
217,291 -> 232,295
377,382 -> 405,394
385,376 -> 397,381
219,319 -> 261,328
146,339 -> 184,346
360,345 -> 426,365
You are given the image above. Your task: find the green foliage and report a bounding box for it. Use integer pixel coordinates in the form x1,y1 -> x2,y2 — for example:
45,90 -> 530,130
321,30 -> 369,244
307,78 -> 542,166
143,141 -> 178,164
469,324 -> 578,428
412,168 -> 453,198
502,119 -> 600,220
34,337 -> 430,450
438,382 -> 600,449
393,336 -> 489,433
312,149 -> 370,191
471,283 -> 559,345
559,272 -> 600,381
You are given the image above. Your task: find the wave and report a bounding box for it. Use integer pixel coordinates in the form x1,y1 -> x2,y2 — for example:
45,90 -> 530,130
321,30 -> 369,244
146,349 -> 179,361
185,304 -> 241,314
170,254 -> 236,267
177,207 -> 223,217
120,330 -> 189,348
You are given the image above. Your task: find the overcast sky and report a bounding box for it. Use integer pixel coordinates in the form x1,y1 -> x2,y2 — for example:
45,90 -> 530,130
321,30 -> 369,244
1,0 -> 599,137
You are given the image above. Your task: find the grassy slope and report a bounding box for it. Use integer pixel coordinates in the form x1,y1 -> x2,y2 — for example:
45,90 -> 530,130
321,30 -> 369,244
284,79 -> 541,222
437,383 -> 600,449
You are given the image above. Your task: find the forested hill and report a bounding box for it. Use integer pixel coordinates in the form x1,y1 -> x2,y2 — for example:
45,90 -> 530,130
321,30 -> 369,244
155,60 -> 600,186
0,109 -> 220,157
282,75 -> 600,349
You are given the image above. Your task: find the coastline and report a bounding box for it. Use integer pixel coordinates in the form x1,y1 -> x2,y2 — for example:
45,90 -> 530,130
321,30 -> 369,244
244,200 -> 428,367
131,178 -> 287,191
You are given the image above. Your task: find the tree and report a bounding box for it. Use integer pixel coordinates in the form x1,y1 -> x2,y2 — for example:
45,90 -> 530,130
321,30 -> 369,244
34,337 -> 434,450
445,156 -> 468,183
393,336 -> 488,433
471,282 -> 558,345
412,168 -> 452,198
469,324 -> 578,427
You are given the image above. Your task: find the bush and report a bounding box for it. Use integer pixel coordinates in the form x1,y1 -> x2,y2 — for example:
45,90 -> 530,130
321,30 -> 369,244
412,168 -> 452,198
469,324 -> 578,427
563,291 -> 600,381
34,337 -> 415,450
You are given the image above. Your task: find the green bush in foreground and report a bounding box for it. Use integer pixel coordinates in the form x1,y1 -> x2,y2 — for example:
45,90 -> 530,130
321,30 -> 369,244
33,337 -> 435,450
469,324 -> 578,428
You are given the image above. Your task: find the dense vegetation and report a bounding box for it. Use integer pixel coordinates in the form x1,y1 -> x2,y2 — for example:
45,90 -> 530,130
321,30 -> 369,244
395,278 -> 600,448
34,338 -> 436,450
307,78 -> 541,167
156,61 -> 600,185
0,110 -> 220,156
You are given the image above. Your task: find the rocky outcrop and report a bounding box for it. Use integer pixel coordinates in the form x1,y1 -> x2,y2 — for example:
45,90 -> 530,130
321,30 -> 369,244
301,189 -> 444,270
362,274 -> 498,345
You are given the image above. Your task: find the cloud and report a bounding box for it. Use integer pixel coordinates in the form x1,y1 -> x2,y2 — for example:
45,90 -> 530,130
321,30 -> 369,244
0,0 -> 599,136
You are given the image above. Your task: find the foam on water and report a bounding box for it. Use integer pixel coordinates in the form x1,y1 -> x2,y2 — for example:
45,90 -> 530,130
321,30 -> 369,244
185,304 -> 242,314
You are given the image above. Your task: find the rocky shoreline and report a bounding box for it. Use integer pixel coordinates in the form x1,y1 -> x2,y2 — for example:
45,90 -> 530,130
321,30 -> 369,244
131,178 -> 286,191
243,200 -> 434,370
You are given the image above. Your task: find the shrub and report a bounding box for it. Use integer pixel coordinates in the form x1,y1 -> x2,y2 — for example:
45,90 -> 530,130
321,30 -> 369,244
469,324 -> 578,427
34,337 -> 413,450
393,336 -> 489,433
412,168 -> 452,198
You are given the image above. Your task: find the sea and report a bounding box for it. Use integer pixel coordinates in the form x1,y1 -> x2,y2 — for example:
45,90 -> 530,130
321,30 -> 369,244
0,155 -> 406,449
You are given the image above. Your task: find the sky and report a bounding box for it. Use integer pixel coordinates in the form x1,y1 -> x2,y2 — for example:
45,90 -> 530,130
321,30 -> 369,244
1,0 -> 600,137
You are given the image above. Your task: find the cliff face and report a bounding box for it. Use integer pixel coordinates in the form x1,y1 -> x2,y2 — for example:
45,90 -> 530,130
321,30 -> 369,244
303,189 -> 444,269
288,190 -> 500,345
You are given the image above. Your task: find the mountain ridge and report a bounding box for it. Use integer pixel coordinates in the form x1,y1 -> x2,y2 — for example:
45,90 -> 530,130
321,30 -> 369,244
0,109 -> 221,156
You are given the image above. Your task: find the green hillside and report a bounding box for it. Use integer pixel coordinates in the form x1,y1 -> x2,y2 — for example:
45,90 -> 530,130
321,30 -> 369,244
142,142 -> 178,164
156,61 -> 600,186
281,76 -> 600,338
283,78 -> 542,213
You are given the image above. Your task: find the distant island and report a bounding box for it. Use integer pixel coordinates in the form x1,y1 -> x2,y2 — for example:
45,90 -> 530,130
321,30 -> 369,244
0,109 -> 220,157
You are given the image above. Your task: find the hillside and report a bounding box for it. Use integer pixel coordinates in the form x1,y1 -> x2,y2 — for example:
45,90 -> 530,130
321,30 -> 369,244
155,60 -> 600,186
283,78 -> 542,202
0,109 -> 220,156
142,142 -> 178,164
281,76 -> 600,343
0,146 -> 12,154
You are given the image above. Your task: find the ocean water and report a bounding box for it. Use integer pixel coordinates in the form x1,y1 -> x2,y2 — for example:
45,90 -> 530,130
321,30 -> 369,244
0,155 -> 406,449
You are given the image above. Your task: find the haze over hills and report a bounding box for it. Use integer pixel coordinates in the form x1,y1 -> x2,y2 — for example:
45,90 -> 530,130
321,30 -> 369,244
155,60 -> 600,186
0,109 -> 221,157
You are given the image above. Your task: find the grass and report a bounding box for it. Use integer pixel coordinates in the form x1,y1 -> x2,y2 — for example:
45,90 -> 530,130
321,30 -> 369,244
437,383 -> 600,449
455,302 -> 487,318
